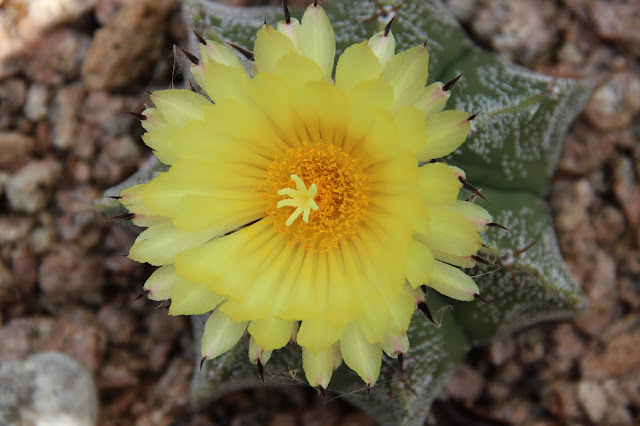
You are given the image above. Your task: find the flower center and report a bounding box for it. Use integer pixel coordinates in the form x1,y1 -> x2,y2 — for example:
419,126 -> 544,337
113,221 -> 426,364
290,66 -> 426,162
260,141 -> 370,252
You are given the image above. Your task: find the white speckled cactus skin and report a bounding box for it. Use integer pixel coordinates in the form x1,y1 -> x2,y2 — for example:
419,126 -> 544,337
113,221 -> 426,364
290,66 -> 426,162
96,0 -> 590,424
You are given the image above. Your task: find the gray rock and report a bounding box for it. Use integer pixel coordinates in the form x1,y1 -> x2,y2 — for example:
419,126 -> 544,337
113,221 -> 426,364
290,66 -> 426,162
24,84 -> 50,122
5,159 -> 62,213
0,352 -> 98,426
577,380 -> 607,424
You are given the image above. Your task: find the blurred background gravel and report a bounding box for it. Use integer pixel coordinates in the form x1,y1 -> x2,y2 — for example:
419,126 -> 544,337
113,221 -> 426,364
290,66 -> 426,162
0,0 -> 638,425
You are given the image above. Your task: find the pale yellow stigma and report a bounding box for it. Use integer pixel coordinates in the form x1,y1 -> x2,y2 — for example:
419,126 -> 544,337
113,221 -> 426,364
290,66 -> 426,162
277,174 -> 320,226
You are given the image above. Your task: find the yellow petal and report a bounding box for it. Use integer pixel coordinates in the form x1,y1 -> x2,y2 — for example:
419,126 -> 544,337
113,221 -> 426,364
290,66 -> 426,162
382,45 -> 429,111
302,346 -> 334,388
247,72 -> 299,145
201,310 -> 247,359
395,104 -> 427,154
169,278 -> 224,315
248,318 -> 293,351
304,80 -> 348,146
150,89 -> 210,127
356,289 -> 389,343
382,332 -> 409,358
405,238 -> 435,289
193,40 -> 247,90
339,324 -> 382,386
343,78 -> 393,150
418,207 -> 482,257
203,60 -> 250,103
121,183 -> 165,227
248,336 -> 273,366
325,248 -> 360,327
300,4 -> 335,81
417,162 -> 462,206
276,250 -> 326,320
430,247 -> 476,268
254,24 -> 297,74
368,31 -> 395,67
413,82 -> 450,117
453,200 -> 493,232
199,39 -> 246,69
418,110 -> 471,161
429,260 -> 479,301
297,317 -> 344,354
176,221 -> 286,303
335,41 -> 381,93
277,18 -> 302,49
129,221 -> 220,266
143,264 -> 178,301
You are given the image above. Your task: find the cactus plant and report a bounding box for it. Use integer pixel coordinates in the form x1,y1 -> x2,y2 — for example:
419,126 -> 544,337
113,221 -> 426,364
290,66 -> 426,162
96,0 -> 590,424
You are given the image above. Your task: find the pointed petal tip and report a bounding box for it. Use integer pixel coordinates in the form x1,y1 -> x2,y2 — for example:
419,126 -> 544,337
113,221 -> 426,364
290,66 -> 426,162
257,360 -> 265,383
474,293 -> 490,304
443,72 -> 464,91
417,301 -> 440,327
106,212 -> 135,221
176,46 -> 199,66
226,42 -> 255,61
133,290 -> 149,302
468,111 -> 481,121
471,254 -> 497,267
384,14 -> 396,37
488,222 -> 511,232
317,385 -> 326,399
282,0 -> 291,24
123,111 -> 147,121
459,176 -> 488,203
192,28 -> 207,45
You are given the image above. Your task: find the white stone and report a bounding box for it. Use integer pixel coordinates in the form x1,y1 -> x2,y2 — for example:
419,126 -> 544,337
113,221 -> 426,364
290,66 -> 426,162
0,352 -> 98,426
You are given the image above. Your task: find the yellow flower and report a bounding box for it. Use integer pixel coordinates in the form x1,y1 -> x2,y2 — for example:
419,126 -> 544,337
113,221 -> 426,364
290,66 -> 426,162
121,3 -> 492,389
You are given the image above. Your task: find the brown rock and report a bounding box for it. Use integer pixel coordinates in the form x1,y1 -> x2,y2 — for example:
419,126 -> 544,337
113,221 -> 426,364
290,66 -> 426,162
0,132 -> 36,168
38,243 -> 105,304
93,136 -> 143,185
443,364 -> 485,401
42,309 -> 108,373
5,159 -> 62,213
0,215 -> 35,245
0,259 -> 14,306
144,309 -> 187,343
470,0 -> 557,66
612,153 -> 640,228
517,328 -> 545,364
593,204 -> 625,247
0,78 -> 27,113
97,305 -> 137,344
552,323 -> 585,362
581,332 -> 640,379
25,29 -> 91,86
82,0 -> 169,91
541,382 -> 581,422
577,380 -> 607,424
0,317 -> 57,363
50,83 -> 86,149
153,358 -> 192,408
585,72 -> 640,132
488,336 -> 517,366
23,84 -> 50,122
573,250 -> 618,335
10,245 -> 38,292
99,362 -> 140,389
588,1 -> 640,55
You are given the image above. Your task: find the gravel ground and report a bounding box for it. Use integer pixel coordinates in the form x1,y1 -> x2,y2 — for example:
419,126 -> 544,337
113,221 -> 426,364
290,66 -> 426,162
0,0 -> 638,425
